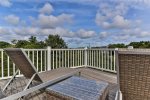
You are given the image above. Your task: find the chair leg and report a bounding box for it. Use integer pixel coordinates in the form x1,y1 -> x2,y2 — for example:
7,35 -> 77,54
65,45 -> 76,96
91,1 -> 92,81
23,73 -> 37,91
2,70 -> 19,92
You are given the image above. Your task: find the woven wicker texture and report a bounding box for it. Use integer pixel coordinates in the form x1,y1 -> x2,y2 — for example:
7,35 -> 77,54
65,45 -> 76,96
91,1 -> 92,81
46,76 -> 108,100
118,53 -> 150,100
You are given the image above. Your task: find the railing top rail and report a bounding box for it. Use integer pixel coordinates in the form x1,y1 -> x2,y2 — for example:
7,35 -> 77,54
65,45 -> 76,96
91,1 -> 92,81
87,48 -> 116,51
0,48 -> 117,51
0,48 -> 47,51
24,49 -> 47,51
51,48 -> 85,50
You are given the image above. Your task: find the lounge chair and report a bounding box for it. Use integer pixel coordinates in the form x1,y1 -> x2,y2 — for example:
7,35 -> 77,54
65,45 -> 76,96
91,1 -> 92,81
116,50 -> 150,100
1,48 -> 80,99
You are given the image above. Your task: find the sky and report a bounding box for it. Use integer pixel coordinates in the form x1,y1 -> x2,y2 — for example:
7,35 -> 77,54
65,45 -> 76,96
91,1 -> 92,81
0,0 -> 150,48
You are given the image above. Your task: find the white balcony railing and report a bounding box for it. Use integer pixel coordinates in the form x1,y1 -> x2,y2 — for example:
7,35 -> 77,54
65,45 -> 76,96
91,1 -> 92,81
0,47 -> 117,80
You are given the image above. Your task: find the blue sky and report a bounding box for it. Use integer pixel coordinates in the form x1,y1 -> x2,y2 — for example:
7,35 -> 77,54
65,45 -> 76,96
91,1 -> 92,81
0,0 -> 150,48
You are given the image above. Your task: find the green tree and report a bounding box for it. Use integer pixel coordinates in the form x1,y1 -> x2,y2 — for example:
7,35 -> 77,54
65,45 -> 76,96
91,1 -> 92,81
29,36 -> 37,44
0,41 -> 11,48
15,40 -> 29,48
45,35 -> 67,48
128,41 -> 150,48
11,39 -> 17,45
14,36 -> 46,49
27,36 -> 46,48
108,43 -> 126,48
24,41 -> 46,49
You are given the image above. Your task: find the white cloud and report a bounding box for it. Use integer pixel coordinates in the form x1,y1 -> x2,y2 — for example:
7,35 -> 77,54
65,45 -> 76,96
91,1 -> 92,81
121,28 -> 149,38
0,0 -> 11,7
67,38 -> 83,45
99,31 -> 109,39
32,2 -> 73,29
132,29 -> 150,38
0,26 -> 98,40
11,27 -> 74,38
13,27 -> 40,36
39,3 -> 53,14
113,35 -> 130,41
12,27 -> 96,39
28,2 -> 74,29
0,27 -> 11,34
32,14 -> 73,28
95,2 -> 148,43
95,3 -> 133,29
39,28 -> 95,39
137,31 -> 150,37
110,28 -> 150,42
112,15 -> 130,29
54,0 -> 150,5
39,27 -> 75,37
77,29 -> 96,39
66,37 -> 98,48
95,2 -> 142,29
4,15 -> 20,25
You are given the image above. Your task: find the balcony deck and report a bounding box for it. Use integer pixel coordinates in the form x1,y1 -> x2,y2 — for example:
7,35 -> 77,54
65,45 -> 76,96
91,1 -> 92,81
0,67 -> 117,100
79,67 -> 118,100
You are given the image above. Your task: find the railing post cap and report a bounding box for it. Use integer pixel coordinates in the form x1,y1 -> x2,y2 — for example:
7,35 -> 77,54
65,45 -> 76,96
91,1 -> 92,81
128,46 -> 133,49
47,46 -> 51,49
84,47 -> 88,50
115,48 -> 119,50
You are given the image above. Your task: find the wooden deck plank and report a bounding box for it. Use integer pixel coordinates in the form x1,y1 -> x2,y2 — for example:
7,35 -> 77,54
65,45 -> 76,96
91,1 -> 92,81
39,67 -> 80,82
79,67 -> 117,83
0,67 -> 118,100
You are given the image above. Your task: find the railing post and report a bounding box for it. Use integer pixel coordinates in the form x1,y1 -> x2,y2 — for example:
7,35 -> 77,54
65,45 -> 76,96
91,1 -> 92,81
114,48 -> 118,72
128,46 -> 133,49
47,46 -> 51,71
115,48 -> 119,51
84,47 -> 88,67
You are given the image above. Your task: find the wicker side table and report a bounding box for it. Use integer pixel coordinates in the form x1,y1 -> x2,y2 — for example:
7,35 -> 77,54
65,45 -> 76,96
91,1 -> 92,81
46,76 -> 108,100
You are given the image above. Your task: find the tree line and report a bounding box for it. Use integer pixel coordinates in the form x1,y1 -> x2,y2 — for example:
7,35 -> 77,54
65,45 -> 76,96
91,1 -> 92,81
108,41 -> 150,48
0,35 -> 67,49
1,35 -> 150,49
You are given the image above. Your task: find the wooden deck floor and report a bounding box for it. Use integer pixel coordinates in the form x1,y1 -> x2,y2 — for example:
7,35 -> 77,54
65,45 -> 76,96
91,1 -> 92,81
0,67 -> 118,100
